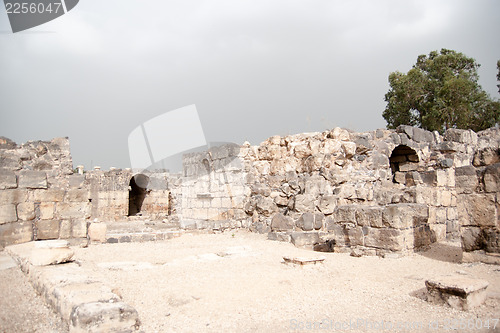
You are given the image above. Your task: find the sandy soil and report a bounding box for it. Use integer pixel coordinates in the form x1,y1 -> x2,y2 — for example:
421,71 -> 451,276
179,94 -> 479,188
0,253 -> 68,333
70,231 -> 500,333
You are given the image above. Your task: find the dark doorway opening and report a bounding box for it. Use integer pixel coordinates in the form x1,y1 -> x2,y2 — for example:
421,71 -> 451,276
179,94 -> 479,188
389,145 -> 419,182
128,174 -> 149,216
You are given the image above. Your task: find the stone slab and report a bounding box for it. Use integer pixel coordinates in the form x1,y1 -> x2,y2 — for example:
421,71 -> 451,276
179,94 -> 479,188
425,275 -> 489,311
18,171 -> 47,189
283,256 -> 325,265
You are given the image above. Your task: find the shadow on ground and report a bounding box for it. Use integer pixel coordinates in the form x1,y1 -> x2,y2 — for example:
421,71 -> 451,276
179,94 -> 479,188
417,241 -> 463,263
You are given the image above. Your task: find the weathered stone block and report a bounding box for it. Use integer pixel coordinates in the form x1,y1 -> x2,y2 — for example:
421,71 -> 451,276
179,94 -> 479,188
88,223 -> 107,242
290,232 -> 319,248
270,213 -> 294,232
65,189 -> 90,202
0,170 -> 17,189
444,128 -> 478,145
294,194 -> 315,213
35,220 -> 60,240
30,240 -> 74,266
17,202 -> 35,221
0,204 -> 18,224
0,221 -> 32,247
296,212 -> 314,231
473,147 -> 500,167
461,226 -> 482,252
484,163 -> 500,193
364,228 -> 405,251
31,189 -> 65,202
455,166 -> 478,194
314,213 -> 324,230
425,276 -> 488,311
56,202 -> 90,219
382,204 -> 428,229
39,202 -> 55,220
18,171 -> 47,189
355,206 -> 383,228
72,219 -> 88,238
267,232 -> 291,242
0,190 -> 28,205
457,194 -> 497,227
70,301 -> 140,333
333,205 -> 356,223
420,171 -> 438,186
317,195 -> 336,215
430,224 -> 447,242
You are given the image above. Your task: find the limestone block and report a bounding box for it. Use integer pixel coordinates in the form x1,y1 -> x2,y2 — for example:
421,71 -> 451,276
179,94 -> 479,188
290,232 -> 320,248
65,189 -> 90,202
346,226 -> 364,246
333,205 -> 356,223
70,301 -> 140,333
436,169 -> 455,187
294,194 -> 315,213
35,220 -> 60,240
255,195 -> 278,216
59,220 -> 71,238
17,202 -> 35,220
30,240 -> 74,266
484,163 -> 500,193
429,224 -> 447,242
444,128 -> 478,145
330,127 -> 350,141
461,226 -> 482,252
447,207 -> 458,221
355,206 -> 383,228
419,171 -> 437,186
88,223 -> 107,242
393,172 -> 406,184
341,142 -> 356,158
436,208 -> 447,224
364,228 -> 405,252
399,162 -> 418,172
317,195 -> 336,215
39,202 -> 55,220
274,195 -> 288,207
270,213 -> 294,232
455,166 -> 479,194
457,193 -> 497,227
425,276 -> 488,311
0,221 -> 32,247
56,202 -> 90,219
31,189 -> 65,202
314,213 -> 324,230
296,212 -> 314,231
0,204 -> 18,224
0,189 -> 27,205
0,170 -> 17,189
382,204 -> 428,229
18,171 -> 47,189
473,148 -> 500,167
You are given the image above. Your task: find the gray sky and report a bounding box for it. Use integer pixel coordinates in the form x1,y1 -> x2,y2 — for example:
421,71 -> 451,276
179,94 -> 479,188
1,0 -> 499,170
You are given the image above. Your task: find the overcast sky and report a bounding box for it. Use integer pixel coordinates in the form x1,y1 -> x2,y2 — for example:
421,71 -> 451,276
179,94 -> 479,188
1,0 -> 499,170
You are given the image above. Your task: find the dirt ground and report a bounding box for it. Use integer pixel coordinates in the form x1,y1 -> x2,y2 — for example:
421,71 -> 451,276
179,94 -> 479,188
75,231 -> 500,333
0,254 -> 68,333
1,230 -> 500,333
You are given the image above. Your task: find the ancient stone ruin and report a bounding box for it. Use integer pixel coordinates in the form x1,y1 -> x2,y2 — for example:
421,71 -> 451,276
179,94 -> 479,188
1,125 -> 499,260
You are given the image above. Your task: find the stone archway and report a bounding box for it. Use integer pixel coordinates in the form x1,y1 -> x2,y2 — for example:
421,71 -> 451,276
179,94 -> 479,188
389,145 -> 419,183
128,174 -> 149,216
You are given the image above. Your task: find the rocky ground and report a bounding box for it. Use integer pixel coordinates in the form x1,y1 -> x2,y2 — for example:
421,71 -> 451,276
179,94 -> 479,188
1,231 -> 500,332
0,253 -> 68,333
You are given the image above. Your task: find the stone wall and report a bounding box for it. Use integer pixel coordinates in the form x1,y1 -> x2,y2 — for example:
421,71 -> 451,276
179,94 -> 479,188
1,125 -> 499,257
0,137 -> 174,248
0,137 -> 88,247
179,144 -> 249,230
455,127 -> 500,254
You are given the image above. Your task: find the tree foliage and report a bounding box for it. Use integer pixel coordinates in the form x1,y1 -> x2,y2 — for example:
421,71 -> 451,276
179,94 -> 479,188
383,49 -> 500,133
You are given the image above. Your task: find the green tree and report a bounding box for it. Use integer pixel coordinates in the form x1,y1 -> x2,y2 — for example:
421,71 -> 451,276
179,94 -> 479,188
383,49 -> 500,133
497,59 -> 500,94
